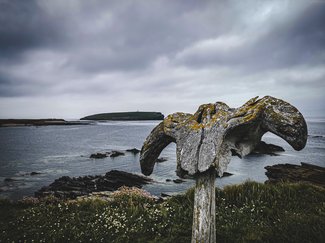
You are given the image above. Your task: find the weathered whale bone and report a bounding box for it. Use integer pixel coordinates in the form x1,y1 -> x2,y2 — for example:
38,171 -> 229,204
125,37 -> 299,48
141,96 -> 307,177
140,96 -> 307,243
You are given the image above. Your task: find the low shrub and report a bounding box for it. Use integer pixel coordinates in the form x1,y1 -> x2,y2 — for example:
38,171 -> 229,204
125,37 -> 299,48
0,182 -> 324,243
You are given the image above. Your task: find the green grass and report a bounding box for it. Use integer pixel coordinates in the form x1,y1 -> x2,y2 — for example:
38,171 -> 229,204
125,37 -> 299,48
0,182 -> 324,243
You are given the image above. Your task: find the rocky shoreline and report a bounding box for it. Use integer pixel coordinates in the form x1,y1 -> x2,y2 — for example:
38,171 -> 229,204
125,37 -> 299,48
4,142 -> 321,201
35,170 -> 153,199
265,162 -> 325,187
32,169 -> 235,200
5,160 -> 323,201
24,161 -> 325,200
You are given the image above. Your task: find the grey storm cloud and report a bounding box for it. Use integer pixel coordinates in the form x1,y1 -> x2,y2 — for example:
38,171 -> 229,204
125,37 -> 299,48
0,0 -> 324,118
175,2 -> 325,70
0,0 -> 61,62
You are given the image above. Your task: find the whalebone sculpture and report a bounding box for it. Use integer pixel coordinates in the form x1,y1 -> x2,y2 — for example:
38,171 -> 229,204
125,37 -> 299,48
140,96 -> 307,243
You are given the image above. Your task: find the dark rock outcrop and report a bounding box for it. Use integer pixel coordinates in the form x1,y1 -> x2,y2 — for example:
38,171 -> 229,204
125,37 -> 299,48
90,150 -> 126,158
126,148 -> 140,154
232,141 -> 284,156
30,172 -> 42,176
173,179 -> 185,184
90,152 -> 109,159
156,157 -> 168,163
250,141 -> 284,155
35,170 -> 153,199
217,172 -> 233,177
110,151 -> 125,158
308,135 -> 324,138
265,162 -> 325,187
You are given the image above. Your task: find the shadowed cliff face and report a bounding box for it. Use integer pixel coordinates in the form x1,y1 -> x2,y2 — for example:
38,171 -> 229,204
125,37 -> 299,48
140,96 -> 307,177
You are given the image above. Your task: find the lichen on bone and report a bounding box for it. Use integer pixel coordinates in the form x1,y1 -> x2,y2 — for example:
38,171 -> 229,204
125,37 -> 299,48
140,96 -> 308,177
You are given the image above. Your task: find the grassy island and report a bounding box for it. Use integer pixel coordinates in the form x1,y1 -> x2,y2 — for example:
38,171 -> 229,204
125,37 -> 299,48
80,112 -> 164,121
0,182 -> 324,242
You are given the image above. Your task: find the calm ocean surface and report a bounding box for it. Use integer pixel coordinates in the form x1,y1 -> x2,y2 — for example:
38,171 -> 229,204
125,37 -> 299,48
0,119 -> 324,200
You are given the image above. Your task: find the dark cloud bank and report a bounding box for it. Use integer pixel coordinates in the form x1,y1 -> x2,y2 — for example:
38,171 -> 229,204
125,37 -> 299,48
0,0 -> 324,118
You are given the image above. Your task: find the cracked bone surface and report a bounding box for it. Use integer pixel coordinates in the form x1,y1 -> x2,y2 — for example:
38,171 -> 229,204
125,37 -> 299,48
140,96 -> 308,177
140,96 -> 307,243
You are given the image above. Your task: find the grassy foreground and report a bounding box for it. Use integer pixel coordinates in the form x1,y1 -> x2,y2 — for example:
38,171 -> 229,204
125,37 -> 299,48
0,182 -> 324,243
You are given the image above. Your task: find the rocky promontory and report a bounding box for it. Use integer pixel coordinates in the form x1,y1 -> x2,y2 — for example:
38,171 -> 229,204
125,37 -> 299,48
265,162 -> 325,187
35,170 -> 153,199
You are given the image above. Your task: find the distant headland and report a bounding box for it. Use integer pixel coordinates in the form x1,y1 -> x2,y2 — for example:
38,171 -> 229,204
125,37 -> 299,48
80,111 -> 164,121
0,119 -> 89,127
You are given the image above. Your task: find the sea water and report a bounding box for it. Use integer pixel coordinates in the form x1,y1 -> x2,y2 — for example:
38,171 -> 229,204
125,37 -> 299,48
0,119 -> 324,200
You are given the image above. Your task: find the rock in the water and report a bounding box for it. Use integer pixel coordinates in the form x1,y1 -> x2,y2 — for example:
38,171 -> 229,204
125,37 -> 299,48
126,148 -> 140,154
250,141 -> 284,155
30,172 -> 42,175
90,152 -> 109,159
35,170 -> 153,199
173,178 -> 185,184
156,157 -> 168,163
232,141 -> 284,156
110,151 -> 125,158
166,179 -> 172,182
217,171 -> 233,177
265,162 -> 325,187
308,135 -> 324,138
90,150 -> 125,158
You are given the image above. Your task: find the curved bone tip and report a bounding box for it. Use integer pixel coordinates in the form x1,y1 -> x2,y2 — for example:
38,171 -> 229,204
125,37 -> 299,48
140,154 -> 155,176
261,96 -> 308,151
141,167 -> 152,176
291,130 -> 308,151
294,141 -> 306,151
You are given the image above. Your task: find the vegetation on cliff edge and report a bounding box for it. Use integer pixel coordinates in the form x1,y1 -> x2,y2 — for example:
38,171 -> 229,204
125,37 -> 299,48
0,182 -> 324,243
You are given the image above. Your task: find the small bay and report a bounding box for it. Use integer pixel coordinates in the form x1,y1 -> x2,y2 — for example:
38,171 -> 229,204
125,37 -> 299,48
0,119 -> 324,200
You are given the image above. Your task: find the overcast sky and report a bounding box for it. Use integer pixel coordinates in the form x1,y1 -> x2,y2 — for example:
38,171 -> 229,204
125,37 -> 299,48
0,0 -> 324,119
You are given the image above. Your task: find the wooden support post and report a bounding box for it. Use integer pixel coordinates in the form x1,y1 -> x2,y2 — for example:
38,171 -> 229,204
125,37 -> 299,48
192,169 -> 216,243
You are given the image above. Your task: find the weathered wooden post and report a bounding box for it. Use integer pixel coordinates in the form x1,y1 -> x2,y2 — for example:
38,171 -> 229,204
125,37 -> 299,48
140,96 -> 307,243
